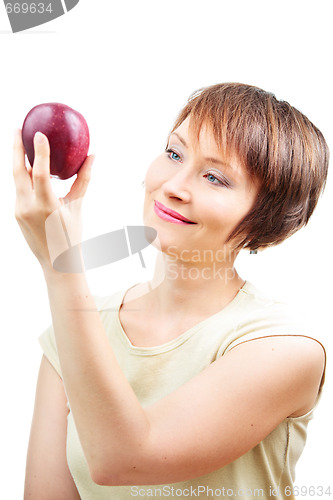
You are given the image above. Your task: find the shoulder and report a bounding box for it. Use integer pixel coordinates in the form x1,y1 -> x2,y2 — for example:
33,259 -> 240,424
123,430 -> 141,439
226,281 -> 324,350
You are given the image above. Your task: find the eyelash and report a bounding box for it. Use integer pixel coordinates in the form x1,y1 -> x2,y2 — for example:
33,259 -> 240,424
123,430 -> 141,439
165,148 -> 230,187
165,148 -> 182,162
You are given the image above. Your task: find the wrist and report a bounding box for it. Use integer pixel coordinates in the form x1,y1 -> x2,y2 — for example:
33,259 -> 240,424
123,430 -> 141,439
43,268 -> 97,316
43,264 -> 87,289
42,246 -> 85,281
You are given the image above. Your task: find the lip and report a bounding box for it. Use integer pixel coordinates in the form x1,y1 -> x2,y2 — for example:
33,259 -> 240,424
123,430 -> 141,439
154,200 -> 196,225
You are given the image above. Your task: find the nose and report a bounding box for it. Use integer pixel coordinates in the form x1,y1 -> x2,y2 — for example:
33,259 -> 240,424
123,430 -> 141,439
162,168 -> 192,203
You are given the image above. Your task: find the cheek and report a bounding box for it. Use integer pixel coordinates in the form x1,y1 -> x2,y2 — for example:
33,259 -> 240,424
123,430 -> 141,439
144,156 -> 167,192
205,192 -> 252,230
143,159 -> 162,222
221,188 -> 258,233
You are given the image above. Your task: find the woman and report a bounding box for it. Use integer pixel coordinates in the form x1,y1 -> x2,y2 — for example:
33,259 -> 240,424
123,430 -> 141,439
15,83 -> 328,499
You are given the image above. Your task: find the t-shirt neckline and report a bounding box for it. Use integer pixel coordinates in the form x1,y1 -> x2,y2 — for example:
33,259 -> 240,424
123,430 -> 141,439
114,281 -> 251,354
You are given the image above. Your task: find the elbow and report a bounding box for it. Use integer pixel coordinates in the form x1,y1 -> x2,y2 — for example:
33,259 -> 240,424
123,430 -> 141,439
90,463 -> 121,487
90,468 -> 120,487
89,456 -> 122,486
89,456 -> 146,487
87,433 -> 156,486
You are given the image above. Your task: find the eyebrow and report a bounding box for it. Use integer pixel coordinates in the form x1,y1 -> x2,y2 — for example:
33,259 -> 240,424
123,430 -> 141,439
170,132 -> 233,170
171,132 -> 188,147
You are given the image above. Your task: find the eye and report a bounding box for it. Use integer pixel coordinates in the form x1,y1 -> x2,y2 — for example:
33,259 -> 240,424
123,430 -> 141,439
204,172 -> 229,187
165,148 -> 182,162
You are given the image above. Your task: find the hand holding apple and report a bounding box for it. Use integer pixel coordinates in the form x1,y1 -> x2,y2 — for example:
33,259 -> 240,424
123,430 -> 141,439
13,128 -> 94,273
22,103 -> 90,180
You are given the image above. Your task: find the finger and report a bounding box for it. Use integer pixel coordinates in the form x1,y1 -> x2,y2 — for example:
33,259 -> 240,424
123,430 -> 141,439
13,128 -> 32,198
32,132 -> 53,202
64,154 -> 95,203
27,163 -> 33,179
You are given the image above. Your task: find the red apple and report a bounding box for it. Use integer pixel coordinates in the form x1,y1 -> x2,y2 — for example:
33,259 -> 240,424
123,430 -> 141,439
22,103 -> 90,180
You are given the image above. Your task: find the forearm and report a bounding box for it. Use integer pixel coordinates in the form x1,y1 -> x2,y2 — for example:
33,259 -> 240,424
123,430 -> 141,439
13,130 -> 151,483
43,267 -> 151,480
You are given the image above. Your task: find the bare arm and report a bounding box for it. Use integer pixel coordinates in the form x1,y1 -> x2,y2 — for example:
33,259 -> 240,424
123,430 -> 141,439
24,355 -> 80,500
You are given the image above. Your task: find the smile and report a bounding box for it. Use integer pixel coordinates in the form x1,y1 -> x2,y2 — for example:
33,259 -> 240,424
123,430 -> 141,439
154,200 -> 196,225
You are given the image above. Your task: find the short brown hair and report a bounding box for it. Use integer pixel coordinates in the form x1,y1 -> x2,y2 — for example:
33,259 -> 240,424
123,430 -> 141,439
168,83 -> 329,250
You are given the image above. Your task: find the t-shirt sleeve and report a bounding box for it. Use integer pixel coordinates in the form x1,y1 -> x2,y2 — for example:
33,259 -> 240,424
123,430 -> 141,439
222,299 -> 322,355
220,298 -> 327,392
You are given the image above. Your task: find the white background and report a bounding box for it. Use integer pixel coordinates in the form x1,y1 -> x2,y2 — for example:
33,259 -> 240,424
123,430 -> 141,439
0,0 -> 332,498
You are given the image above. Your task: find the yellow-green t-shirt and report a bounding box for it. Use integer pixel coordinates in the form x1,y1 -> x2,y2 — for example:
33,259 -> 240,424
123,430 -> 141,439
39,281 -> 325,500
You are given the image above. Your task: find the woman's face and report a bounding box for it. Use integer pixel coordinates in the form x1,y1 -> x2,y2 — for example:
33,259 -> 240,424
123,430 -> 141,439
143,117 -> 259,263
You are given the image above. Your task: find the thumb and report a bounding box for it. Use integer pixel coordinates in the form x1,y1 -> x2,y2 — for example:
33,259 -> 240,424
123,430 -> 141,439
32,132 -> 53,201
33,131 -> 50,172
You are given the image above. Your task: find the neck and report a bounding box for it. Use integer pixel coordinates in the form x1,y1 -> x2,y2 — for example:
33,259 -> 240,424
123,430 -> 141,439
147,250 -> 245,317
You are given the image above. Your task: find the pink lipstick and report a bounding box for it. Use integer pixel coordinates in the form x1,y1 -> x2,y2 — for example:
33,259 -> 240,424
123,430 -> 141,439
154,200 -> 196,225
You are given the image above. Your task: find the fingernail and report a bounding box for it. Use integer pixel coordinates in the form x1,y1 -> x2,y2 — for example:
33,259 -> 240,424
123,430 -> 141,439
34,131 -> 45,144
